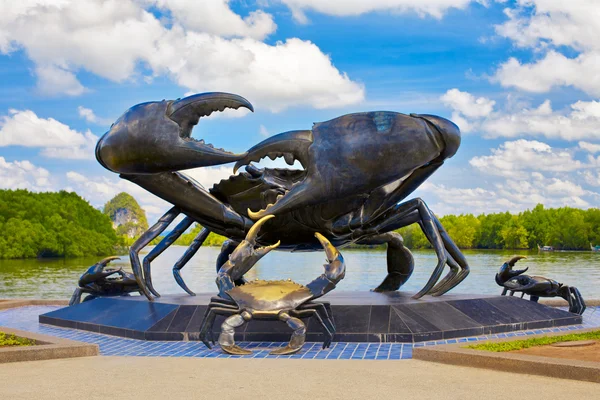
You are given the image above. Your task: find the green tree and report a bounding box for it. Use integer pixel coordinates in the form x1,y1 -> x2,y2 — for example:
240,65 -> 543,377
174,224 -> 227,247
475,212 -> 512,249
396,223 -> 429,249
0,189 -> 118,259
500,216 -> 529,249
546,207 -> 590,250
439,214 -> 480,248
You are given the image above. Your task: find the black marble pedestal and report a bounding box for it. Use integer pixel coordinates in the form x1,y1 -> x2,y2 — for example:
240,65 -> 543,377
39,292 -> 582,343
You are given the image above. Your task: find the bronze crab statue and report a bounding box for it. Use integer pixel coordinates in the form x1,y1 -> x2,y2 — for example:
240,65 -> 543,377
496,256 -> 586,315
198,215 -> 344,355
95,92 -> 470,300
69,257 -> 141,306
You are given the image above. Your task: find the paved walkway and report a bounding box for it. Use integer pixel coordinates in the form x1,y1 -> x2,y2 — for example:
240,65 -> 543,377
0,356 -> 598,400
0,305 -> 599,360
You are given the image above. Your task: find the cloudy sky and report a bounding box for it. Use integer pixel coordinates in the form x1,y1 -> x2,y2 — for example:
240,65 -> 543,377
1,0 -> 599,221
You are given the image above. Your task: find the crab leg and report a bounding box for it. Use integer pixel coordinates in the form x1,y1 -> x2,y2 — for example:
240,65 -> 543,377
298,302 -> 336,332
270,312 -> 307,355
307,308 -> 334,348
294,305 -> 335,349
122,172 -> 251,238
69,288 -> 84,306
427,215 -> 470,295
173,227 -> 210,296
366,199 -> 470,297
565,287 -> 586,315
198,303 -> 238,349
215,240 -> 246,286
129,206 -> 180,300
426,252 -> 460,296
219,311 -> 252,355
143,216 -> 194,297
366,199 -> 446,298
358,232 -> 414,292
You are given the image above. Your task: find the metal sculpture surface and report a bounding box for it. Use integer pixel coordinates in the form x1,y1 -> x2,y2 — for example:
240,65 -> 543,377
95,92 -> 470,300
69,257 -> 141,305
197,215 -> 344,355
495,256 -> 586,315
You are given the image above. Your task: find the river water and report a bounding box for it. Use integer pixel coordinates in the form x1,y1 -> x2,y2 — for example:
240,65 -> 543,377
0,247 -> 598,299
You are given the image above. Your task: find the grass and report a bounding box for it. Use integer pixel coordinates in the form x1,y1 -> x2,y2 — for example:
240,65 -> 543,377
0,331 -> 36,347
466,330 -> 600,352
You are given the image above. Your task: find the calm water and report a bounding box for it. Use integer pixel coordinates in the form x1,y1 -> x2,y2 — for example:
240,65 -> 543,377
0,247 -> 599,299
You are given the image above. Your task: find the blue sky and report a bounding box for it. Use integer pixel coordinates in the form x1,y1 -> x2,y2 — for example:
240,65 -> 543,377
0,0 -> 599,220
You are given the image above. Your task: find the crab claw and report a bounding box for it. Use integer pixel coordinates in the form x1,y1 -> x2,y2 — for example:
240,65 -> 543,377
96,92 -> 252,174
245,214 -> 275,245
79,256 -> 121,286
495,256 -> 528,286
217,216 -> 280,284
507,255 -> 527,267
315,233 -> 339,263
315,233 -> 346,284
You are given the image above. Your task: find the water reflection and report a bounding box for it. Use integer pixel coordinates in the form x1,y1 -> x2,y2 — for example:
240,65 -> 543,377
0,247 -> 598,299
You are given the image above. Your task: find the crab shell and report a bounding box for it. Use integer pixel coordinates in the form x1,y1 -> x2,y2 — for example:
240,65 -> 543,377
225,279 -> 314,315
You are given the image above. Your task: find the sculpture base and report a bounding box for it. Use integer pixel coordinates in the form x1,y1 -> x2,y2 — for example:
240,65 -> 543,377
39,292 -> 581,343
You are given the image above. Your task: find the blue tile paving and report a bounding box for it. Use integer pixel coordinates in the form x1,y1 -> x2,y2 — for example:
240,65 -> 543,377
0,305 -> 598,361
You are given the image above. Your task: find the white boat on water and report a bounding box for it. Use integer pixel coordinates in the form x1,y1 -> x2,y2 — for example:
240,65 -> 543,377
537,244 -> 554,252
591,243 -> 600,253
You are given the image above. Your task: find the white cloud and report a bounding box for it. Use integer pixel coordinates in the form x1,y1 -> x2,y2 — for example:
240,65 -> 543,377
420,181 -> 501,214
492,1 -> 600,96
154,0 -> 277,40
494,177 -> 593,210
469,140 -> 589,178
0,157 -> 53,191
422,136 -> 600,215
0,0 -> 364,111
582,170 -> 600,187
151,34 -> 365,112
440,88 -> 495,118
277,0 -> 481,23
259,124 -> 270,137
66,170 -> 170,221
493,52 -> 600,96
0,109 -> 98,159
78,106 -> 112,126
579,141 -> 600,154
184,166 -> 234,189
203,107 -> 252,119
422,174 -> 598,216
495,1 -> 600,52
441,89 -> 600,141
36,64 -> 87,96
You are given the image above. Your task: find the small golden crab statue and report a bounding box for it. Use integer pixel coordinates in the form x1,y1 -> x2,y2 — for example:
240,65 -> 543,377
198,215 -> 346,355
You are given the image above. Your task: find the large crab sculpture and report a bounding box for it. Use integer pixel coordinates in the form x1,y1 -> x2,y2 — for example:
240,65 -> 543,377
69,257 -> 141,305
95,92 -> 470,300
198,215 -> 344,355
496,256 -> 586,315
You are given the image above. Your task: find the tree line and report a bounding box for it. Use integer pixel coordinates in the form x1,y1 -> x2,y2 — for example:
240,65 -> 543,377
398,204 -> 600,250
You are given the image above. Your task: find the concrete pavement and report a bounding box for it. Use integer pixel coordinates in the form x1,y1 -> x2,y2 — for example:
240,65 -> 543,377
0,356 -> 597,400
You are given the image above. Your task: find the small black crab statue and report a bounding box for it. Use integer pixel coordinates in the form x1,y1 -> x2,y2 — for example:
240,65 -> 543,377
69,257 -> 141,306
93,91 -> 471,301
495,256 -> 586,315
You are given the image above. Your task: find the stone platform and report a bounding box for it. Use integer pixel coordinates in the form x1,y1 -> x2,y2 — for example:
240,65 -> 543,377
39,292 -> 582,343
